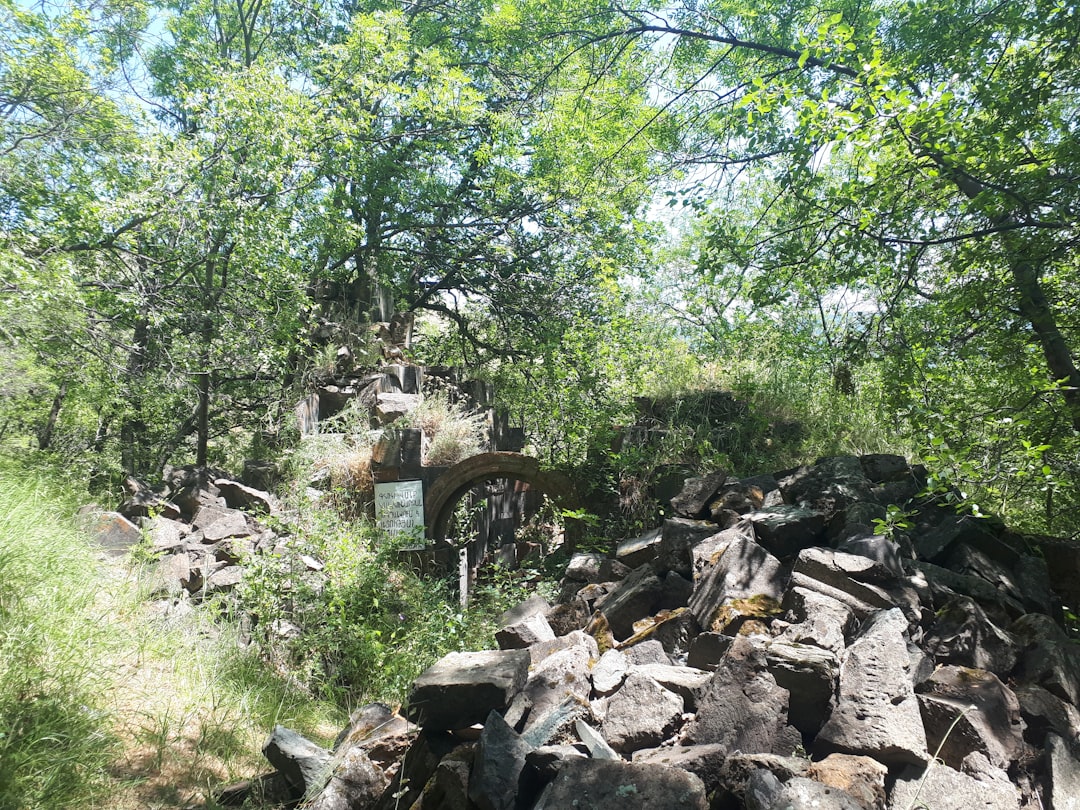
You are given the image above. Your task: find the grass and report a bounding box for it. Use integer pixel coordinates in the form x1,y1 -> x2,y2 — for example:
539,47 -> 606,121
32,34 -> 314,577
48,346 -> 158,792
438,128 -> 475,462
0,459 -> 344,810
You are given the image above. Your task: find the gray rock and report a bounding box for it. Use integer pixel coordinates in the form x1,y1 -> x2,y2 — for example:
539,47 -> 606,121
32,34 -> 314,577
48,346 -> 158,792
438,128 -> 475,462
632,744 -> 727,794
591,648 -> 628,697
745,770 -> 865,810
657,518 -> 723,578
922,595 -> 1018,676
468,711 -> 532,810
496,611 -> 555,650
544,600 -> 590,637
528,629 -> 598,667
687,631 -> 732,671
205,564 -> 243,594
815,608 -> 928,767
912,559 -> 1026,625
406,649 -> 530,730
779,456 -> 874,515
147,516 -> 188,552
522,744 -> 586,789
916,666 -> 1026,770
793,547 -> 899,605
148,553 -> 191,598
371,731 -> 457,810
629,664 -> 711,711
616,527 -> 662,568
413,748 -> 473,810
777,587 -> 856,655
1047,733 -> 1080,810
521,644 -> 593,731
601,671 -> 683,753
91,511 -> 143,557
214,477 -> 277,514
806,753 -> 888,810
200,508 -> 251,541
671,471 -> 728,519
596,563 -> 664,640
565,552 -> 606,583
682,638 -> 802,756
688,529 -> 784,631
659,570 -> 693,609
521,694 -> 593,748
306,747 -> 391,810
887,762 -> 1021,810
712,753 -> 809,806
621,638 -> 670,666
534,757 -> 708,810
1010,613 -> 1080,706
499,594 -> 551,626
915,512 -> 1014,565
763,640 -> 838,735
574,719 -> 619,760
860,453 -> 911,482
743,505 -> 828,559
1015,684 -> 1080,747
836,534 -> 904,578
262,725 -> 332,799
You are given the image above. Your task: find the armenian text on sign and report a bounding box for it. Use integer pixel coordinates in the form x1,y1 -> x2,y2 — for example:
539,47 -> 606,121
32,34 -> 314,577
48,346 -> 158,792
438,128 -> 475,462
374,480 -> 425,535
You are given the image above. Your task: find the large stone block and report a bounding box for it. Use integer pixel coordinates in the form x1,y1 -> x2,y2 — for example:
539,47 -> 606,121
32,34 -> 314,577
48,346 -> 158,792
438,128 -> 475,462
601,671 -> 684,754
534,758 -> 708,810
688,530 -> 784,630
406,650 -> 530,730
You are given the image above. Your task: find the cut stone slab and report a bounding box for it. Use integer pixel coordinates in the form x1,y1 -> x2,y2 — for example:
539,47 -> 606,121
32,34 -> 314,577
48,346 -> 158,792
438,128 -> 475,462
1047,733 -> 1080,810
468,711 -> 532,810
564,552 -> 605,583
621,638 -> 670,666
616,527 -> 662,569
499,594 -> 551,627
632,744 -> 727,795
600,671 -> 683,754
520,694 -> 593,748
915,666 -> 1026,771
711,753 -> 809,806
201,508 -> 251,541
792,548 -> 898,610
806,753 -> 888,810
412,748 -> 473,810
657,518 -> 723,578
659,570 -> 693,610
681,638 -> 802,756
688,529 -> 784,630
495,612 -> 555,650
670,471 -> 728,519
533,758 -> 708,810
596,564 -> 664,640
262,725 -> 332,799
887,762 -> 1022,810
743,505 -> 827,558
406,649 -> 530,730
574,719 -> 619,760
371,731 -> 458,810
214,477 -> 277,514
815,608 -> 928,767
687,632 -> 732,671
147,516 -> 188,552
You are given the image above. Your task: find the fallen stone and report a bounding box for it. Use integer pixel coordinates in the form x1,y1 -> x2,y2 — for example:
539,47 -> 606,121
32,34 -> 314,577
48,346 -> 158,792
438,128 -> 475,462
205,565 -> 243,594
533,757 -> 708,810
200,508 -> 251,542
214,477 -> 277,514
1010,613 -> 1080,706
499,594 -> 551,626
711,753 -> 810,807
596,564 -> 664,640
372,731 -> 457,810
620,638 -> 670,666
544,600 -> 590,637
743,505 -> 827,558
574,719 -> 619,760
763,639 -> 838,735
262,725 -> 331,799
306,747 -> 390,810
688,529 -> 784,630
406,649 -> 530,730
806,753 -> 888,810
744,770 -> 865,810
591,648 -> 628,697
91,511 -> 143,557
686,631 -> 732,671
887,762 -> 1022,810
521,694 -> 593,748
468,711 -> 532,810
779,455 -> 874,515
860,453 -> 911,483
671,471 -> 728,519
564,552 -> 606,583
912,559 -> 1026,625
616,527 -> 662,569
629,664 -> 711,711
682,638 -> 802,756
793,547 -> 899,605
657,518 -> 724,578
146,516 -> 189,552
412,747 -> 473,810
915,666 -> 1026,770
601,671 -> 683,754
777,587 -> 855,655
659,570 -> 693,609
632,744 -> 727,795
496,612 -> 555,650
815,608 -> 928,767
1014,684 -> 1080,747
915,512 -> 1013,565
835,534 -> 905,579
1046,733 -> 1080,810
922,595 -> 1018,676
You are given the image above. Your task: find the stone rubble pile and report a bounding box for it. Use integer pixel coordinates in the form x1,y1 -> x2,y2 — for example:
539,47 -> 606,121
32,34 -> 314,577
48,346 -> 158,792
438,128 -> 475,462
251,454 -> 1080,809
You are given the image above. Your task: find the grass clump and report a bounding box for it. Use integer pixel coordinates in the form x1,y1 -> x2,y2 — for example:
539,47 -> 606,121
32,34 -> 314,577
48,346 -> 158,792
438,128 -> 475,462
401,394 -> 486,466
0,466 -> 119,810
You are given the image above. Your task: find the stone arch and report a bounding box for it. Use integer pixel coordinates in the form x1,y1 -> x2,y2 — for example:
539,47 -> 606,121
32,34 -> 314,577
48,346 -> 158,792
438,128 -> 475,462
424,452 -> 584,549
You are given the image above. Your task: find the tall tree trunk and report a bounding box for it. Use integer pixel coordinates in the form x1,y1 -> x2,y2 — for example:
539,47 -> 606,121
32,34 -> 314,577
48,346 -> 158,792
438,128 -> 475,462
37,380 -> 67,450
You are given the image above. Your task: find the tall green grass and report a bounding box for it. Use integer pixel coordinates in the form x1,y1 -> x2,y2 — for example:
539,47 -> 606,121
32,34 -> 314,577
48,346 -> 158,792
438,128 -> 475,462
0,465 -> 119,810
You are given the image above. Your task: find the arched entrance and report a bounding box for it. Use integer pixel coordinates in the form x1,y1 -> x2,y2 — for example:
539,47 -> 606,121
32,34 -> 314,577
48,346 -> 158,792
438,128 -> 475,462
424,452 -> 584,551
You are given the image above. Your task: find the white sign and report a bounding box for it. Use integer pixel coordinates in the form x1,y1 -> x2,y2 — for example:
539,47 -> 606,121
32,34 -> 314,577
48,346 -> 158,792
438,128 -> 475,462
374,480 -> 425,536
